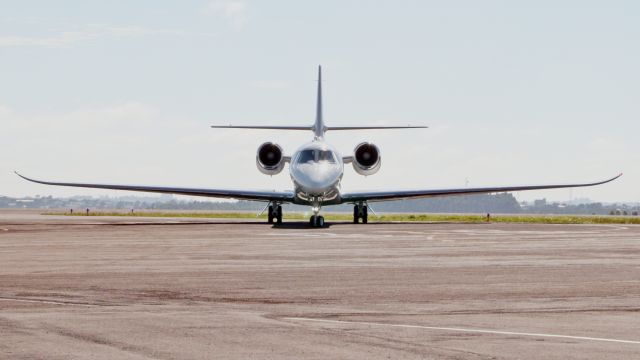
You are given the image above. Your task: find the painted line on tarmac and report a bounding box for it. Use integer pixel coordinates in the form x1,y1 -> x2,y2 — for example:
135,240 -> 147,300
0,297 -> 92,306
285,317 -> 640,345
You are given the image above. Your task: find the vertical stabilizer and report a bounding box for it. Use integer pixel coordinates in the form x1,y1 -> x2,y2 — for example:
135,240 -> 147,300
313,65 -> 325,138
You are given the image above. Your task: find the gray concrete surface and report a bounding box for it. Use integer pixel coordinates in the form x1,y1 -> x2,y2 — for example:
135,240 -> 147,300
1,209 -> 639,359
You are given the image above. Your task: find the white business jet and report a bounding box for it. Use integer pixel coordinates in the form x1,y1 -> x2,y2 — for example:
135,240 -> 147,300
17,67 -> 621,227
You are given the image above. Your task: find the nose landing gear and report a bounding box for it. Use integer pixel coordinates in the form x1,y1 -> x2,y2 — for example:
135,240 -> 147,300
317,216 -> 324,227
309,215 -> 325,228
308,198 -> 325,228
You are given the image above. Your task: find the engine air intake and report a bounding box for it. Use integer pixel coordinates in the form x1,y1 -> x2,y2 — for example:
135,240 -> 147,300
352,142 -> 381,176
256,142 -> 285,175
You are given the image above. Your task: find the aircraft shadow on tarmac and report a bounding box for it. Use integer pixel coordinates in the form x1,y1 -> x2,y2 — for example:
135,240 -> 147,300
269,221 -> 482,229
104,221 -> 475,229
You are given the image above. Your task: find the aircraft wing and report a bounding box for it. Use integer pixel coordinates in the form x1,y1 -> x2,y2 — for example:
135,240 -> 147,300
15,172 -> 295,203
340,174 -> 622,203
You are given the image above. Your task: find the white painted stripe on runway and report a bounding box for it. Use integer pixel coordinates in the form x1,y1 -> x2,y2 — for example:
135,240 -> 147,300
285,317 -> 640,345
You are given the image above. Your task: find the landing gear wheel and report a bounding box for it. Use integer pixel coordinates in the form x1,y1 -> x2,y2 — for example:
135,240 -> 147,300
353,204 -> 368,224
309,215 -> 324,227
276,205 -> 283,224
267,205 -> 274,224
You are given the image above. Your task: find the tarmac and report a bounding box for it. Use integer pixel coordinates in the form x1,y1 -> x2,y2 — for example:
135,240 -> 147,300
1,209 -> 639,359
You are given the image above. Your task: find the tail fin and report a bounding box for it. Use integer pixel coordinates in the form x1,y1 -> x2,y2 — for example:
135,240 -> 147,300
211,66 -> 427,134
313,65 -> 324,138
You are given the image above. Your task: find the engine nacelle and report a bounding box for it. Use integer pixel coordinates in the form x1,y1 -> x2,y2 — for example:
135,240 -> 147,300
352,142 -> 381,176
256,142 -> 285,175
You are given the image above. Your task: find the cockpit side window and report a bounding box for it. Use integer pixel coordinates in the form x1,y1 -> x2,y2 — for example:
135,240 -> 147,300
318,150 -> 336,163
297,150 -> 315,164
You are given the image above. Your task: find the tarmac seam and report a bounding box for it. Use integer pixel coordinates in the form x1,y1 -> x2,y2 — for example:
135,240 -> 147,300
284,317 -> 640,345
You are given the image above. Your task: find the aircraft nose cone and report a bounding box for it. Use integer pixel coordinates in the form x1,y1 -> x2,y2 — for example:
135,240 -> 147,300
292,163 -> 341,194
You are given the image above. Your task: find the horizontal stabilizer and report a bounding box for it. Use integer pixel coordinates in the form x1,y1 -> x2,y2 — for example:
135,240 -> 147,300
211,125 -> 427,131
211,125 -> 311,130
326,125 -> 427,130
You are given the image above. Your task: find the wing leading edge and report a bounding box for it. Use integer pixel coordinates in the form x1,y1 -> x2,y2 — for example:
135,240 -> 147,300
15,172 -> 295,203
340,174 -> 622,203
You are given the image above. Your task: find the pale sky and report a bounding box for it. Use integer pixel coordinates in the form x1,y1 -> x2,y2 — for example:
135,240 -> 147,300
1,1 -> 638,203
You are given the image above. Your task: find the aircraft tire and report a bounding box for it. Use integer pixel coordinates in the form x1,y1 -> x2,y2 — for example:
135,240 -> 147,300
276,205 -> 283,224
317,216 -> 325,228
362,206 -> 368,224
268,205 -> 274,224
353,205 -> 359,223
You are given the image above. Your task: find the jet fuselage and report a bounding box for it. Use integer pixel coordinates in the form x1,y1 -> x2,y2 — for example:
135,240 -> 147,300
289,140 -> 343,207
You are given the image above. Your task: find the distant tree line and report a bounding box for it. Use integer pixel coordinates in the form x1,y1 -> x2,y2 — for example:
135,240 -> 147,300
521,198 -> 639,216
2,194 -> 638,215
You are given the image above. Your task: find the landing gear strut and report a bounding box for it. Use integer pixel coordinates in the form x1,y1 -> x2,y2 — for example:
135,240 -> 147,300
353,202 -> 368,224
267,204 -> 283,224
309,215 -> 325,228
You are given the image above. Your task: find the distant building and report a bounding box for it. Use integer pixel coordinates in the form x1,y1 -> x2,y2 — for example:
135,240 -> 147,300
533,199 -> 547,207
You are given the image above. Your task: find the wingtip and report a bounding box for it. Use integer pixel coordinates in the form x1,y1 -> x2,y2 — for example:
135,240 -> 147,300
14,171 -> 35,182
605,172 -> 623,183
14,171 -> 27,180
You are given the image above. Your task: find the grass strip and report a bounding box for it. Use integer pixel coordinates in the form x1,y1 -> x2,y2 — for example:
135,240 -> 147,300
43,211 -> 640,225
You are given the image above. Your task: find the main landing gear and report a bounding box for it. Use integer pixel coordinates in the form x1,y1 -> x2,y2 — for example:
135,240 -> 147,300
309,215 -> 325,228
267,204 -> 283,224
353,202 -> 368,224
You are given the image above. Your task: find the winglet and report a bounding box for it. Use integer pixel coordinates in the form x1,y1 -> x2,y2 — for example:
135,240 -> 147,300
580,172 -> 622,185
15,171 -> 35,183
15,171 -> 50,185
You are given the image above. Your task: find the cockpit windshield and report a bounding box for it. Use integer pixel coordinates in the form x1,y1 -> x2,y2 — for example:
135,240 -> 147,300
296,149 -> 337,164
